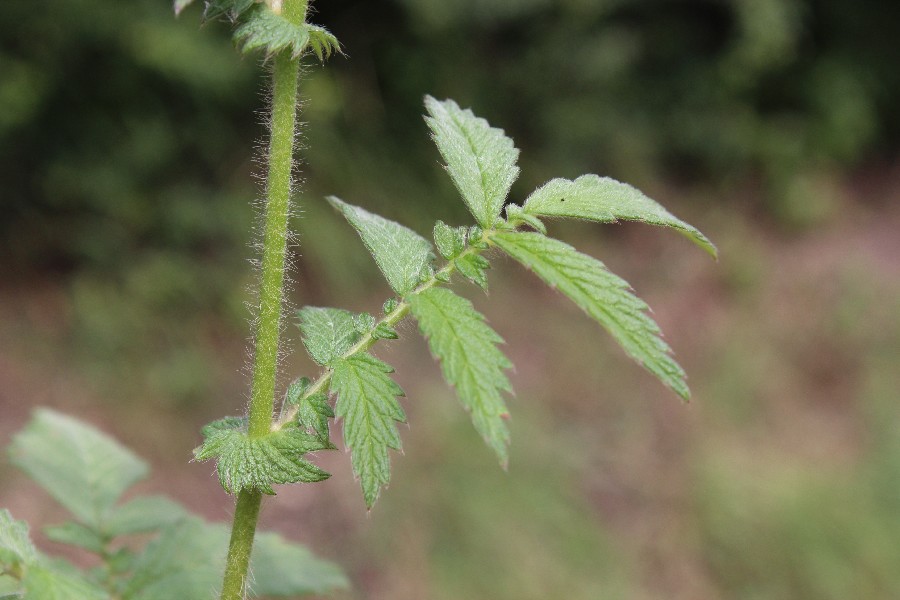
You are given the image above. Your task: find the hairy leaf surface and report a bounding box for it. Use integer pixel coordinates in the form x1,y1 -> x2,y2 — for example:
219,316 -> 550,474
521,175 -> 716,257
493,231 -> 690,399
9,409 -> 148,529
424,96 -> 520,228
194,422 -> 331,494
233,6 -> 340,59
408,287 -> 512,463
331,354 -> 406,507
298,306 -> 361,365
329,197 -> 434,296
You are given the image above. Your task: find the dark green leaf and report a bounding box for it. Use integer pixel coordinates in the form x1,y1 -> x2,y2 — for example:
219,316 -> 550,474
331,354 -> 406,507
408,287 -> 512,464
493,231 -> 690,399
194,426 -> 331,495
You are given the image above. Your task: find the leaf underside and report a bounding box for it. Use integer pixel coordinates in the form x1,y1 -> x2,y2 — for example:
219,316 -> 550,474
329,196 -> 434,296
424,96 -> 520,229
492,231 -> 690,400
522,175 -> 717,258
408,287 -> 513,464
331,354 -> 406,508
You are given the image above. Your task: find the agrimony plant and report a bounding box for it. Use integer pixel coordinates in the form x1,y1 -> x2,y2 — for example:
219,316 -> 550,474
2,0 -> 715,598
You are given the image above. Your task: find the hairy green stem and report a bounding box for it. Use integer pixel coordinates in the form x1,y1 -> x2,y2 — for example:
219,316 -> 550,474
221,2 -> 306,597
275,228 -> 496,429
220,490 -> 263,600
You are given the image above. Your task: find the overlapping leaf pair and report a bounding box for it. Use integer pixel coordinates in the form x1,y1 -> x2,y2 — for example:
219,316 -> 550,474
197,96 -> 714,509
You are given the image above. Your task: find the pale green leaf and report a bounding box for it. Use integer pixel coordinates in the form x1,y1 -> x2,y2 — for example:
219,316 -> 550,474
331,354 -> 406,507
296,392 -> 333,442
521,175 -> 717,258
121,518 -> 225,600
9,409 -> 148,529
251,531 -> 350,596
329,196 -> 434,296
408,287 -> 512,464
455,253 -> 491,290
298,306 -> 360,365
0,510 -> 37,566
433,220 -> 467,260
424,96 -> 520,228
105,496 -> 189,537
194,422 -> 331,495
23,566 -> 108,600
493,231 -> 690,399
43,522 -> 106,554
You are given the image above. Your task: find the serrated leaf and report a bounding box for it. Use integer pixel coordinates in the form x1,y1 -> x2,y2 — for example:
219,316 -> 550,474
493,231 -> 690,399
372,322 -> 399,340
44,522 -> 106,554
251,531 -> 349,596
202,0 -> 254,21
9,409 -> 148,530
23,566 -> 108,600
195,425 -> 331,495
329,196 -> 434,296
455,253 -> 491,290
0,510 -> 37,566
331,354 -> 406,507
298,306 -> 360,365
522,175 -> 717,258
424,96 -> 520,228
433,220 -> 467,260
233,5 -> 340,59
408,287 -> 512,464
297,392 -> 333,442
104,496 -> 189,537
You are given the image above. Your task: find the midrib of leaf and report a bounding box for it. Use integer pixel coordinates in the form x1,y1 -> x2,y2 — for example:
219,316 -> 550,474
450,110 -> 491,221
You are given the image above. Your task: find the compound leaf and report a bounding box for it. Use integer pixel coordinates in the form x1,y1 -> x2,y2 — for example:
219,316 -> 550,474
194,421 -> 331,495
521,175 -> 717,258
9,409 -> 148,530
424,96 -> 520,228
408,287 -> 512,464
298,306 -> 360,366
329,196 -> 433,296
331,354 -> 406,508
493,231 -> 690,399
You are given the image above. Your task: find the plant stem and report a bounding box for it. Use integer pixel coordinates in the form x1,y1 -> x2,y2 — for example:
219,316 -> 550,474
220,490 -> 263,600
221,2 -> 306,596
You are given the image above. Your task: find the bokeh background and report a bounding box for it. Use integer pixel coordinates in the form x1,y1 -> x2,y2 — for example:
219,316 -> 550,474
2,0 -> 899,598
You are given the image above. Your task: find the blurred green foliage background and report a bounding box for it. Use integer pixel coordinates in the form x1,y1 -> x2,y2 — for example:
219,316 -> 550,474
1,1 -> 899,598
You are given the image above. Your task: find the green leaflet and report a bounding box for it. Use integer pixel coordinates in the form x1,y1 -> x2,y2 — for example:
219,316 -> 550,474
296,392 -> 333,442
329,196 -> 434,296
23,566 -> 108,600
492,231 -> 690,400
194,421 -> 331,495
233,5 -> 340,60
424,96 -> 520,229
43,522 -> 106,554
520,175 -> 717,258
298,306 -> 361,366
103,496 -> 190,537
9,409 -> 148,530
455,253 -> 491,291
433,220 -> 468,260
408,287 -> 513,464
121,518 -> 347,600
0,510 -> 36,567
331,354 -> 406,508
